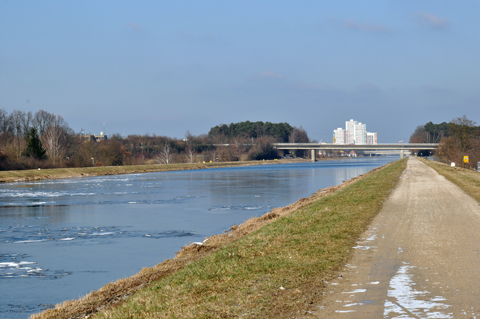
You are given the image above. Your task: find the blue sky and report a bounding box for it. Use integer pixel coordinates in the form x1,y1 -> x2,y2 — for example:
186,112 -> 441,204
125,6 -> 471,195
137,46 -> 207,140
1,1 -> 479,142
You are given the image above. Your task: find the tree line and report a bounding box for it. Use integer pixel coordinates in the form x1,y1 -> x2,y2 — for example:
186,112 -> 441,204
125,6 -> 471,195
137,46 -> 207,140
0,112 -> 311,171
410,115 -> 480,168
208,121 -> 294,142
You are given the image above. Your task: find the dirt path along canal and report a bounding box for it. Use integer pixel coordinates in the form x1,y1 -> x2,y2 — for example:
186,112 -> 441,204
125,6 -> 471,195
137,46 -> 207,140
315,157 -> 480,318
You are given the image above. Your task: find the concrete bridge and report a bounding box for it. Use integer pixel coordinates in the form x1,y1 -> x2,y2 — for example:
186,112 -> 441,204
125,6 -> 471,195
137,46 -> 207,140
273,143 -> 439,161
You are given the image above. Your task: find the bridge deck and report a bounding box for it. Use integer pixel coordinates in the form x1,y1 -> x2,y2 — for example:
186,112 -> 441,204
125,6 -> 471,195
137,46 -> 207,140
273,143 -> 438,150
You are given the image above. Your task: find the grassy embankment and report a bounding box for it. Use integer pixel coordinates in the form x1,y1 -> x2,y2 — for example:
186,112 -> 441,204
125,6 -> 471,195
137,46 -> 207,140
33,158 -> 407,319
0,159 -> 311,184
421,159 -> 480,203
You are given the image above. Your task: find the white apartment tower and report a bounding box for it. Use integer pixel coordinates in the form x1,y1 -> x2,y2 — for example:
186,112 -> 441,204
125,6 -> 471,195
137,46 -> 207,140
333,128 -> 346,144
354,122 -> 367,145
345,119 -> 357,144
367,132 -> 378,145
333,119 -> 377,145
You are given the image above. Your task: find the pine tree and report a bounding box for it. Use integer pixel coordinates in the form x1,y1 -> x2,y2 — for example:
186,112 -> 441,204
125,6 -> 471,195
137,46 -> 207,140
24,127 -> 46,159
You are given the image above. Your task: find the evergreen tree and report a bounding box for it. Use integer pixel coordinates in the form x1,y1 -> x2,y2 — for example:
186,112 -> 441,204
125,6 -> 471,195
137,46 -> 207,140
24,127 -> 46,159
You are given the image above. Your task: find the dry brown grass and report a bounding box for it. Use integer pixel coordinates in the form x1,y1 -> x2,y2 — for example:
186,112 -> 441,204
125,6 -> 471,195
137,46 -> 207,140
31,158 -> 406,319
421,159 -> 480,203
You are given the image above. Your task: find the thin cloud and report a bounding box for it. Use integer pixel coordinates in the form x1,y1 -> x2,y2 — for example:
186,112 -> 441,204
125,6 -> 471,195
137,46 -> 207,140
126,23 -> 146,33
343,19 -> 391,33
415,12 -> 449,30
258,71 -> 285,79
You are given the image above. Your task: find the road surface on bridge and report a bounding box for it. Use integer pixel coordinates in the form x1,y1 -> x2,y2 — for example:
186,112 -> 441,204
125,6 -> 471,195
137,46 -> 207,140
314,157 -> 480,318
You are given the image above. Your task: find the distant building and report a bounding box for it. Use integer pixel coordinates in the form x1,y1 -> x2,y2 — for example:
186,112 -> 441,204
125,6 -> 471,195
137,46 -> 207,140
77,131 -> 108,142
354,122 -> 367,145
333,119 -> 377,145
93,132 -> 108,142
333,128 -> 346,144
345,119 -> 357,144
367,132 -> 378,145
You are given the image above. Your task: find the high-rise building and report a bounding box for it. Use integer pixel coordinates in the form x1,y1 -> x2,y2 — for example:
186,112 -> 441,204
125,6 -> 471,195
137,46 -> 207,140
367,132 -> 378,145
354,122 -> 367,145
345,119 -> 357,144
333,119 -> 377,145
333,128 -> 345,144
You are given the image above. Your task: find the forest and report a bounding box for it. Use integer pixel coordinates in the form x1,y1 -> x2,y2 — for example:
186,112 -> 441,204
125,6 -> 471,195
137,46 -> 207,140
410,115 -> 480,168
0,109 -> 310,171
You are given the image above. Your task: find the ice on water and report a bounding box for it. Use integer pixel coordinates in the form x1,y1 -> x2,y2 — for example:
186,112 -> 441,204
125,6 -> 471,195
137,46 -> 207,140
0,256 -> 70,279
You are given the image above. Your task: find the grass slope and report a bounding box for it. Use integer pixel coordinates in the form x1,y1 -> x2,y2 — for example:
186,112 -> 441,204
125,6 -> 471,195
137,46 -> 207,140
421,159 -> 480,203
83,158 -> 407,319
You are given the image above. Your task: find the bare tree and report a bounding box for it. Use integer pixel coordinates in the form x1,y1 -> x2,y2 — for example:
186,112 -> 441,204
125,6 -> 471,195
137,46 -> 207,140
0,108 -> 10,135
33,110 -> 55,137
288,126 -> 309,143
449,115 -> 478,167
210,149 -> 217,162
289,126 -> 310,157
8,110 -> 28,158
185,146 -> 195,163
233,138 -> 243,159
409,125 -> 427,143
42,115 -> 72,165
21,111 -> 33,137
156,144 -> 175,164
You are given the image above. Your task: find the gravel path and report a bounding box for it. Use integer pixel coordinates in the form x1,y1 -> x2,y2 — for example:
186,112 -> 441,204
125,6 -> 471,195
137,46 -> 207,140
315,157 -> 480,318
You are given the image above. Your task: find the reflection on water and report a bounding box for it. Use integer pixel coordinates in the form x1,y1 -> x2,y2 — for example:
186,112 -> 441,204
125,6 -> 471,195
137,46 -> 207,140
0,157 -> 396,318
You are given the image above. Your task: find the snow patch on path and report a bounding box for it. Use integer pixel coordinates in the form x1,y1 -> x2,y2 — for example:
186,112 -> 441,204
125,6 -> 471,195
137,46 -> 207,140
384,262 -> 452,318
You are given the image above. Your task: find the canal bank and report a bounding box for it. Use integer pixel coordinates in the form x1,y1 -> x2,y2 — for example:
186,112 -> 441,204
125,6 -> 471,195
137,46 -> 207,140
31,158 -> 407,319
0,158 -> 316,184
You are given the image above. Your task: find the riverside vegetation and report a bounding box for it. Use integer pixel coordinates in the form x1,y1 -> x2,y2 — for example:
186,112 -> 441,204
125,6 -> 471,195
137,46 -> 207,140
32,158 -> 408,319
0,108 -> 313,171
410,115 -> 480,169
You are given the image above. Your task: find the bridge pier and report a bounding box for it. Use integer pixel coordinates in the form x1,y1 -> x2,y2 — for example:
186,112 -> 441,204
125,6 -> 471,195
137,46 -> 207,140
311,149 -> 316,162
400,149 -> 404,159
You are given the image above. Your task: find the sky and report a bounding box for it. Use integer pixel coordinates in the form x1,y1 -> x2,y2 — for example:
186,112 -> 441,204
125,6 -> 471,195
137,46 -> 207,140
1,1 -> 479,143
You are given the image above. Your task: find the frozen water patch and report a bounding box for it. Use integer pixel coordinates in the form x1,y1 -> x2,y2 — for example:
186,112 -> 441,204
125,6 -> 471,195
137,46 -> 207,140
209,206 -> 232,211
91,232 -> 115,236
244,206 -> 264,210
14,239 -> 47,244
0,255 -> 71,279
384,262 -> 452,318
3,225 -> 196,244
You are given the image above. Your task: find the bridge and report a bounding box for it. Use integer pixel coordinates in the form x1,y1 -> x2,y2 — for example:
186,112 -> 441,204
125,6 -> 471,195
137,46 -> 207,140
273,143 -> 439,161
